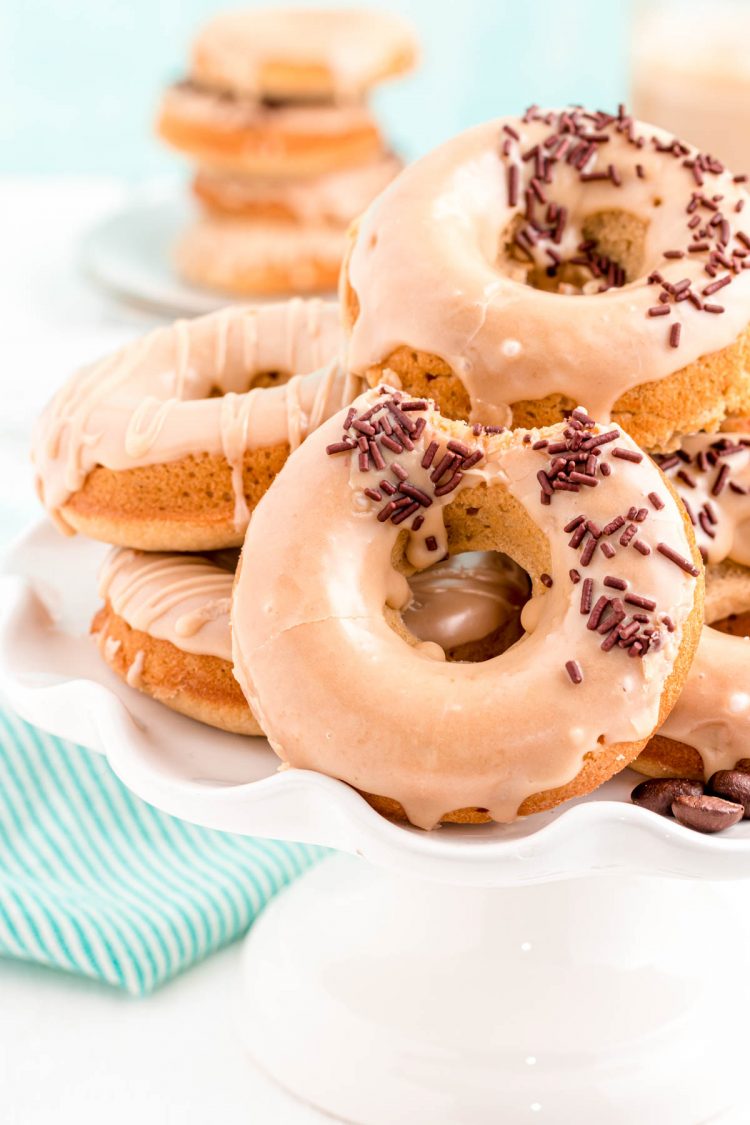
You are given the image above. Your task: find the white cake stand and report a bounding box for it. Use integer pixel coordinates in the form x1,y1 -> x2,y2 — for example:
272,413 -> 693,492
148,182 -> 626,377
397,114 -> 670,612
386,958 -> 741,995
2,519 -> 749,1124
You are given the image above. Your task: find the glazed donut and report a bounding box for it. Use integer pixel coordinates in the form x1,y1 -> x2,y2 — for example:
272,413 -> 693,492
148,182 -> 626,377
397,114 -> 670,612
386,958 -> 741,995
158,85 -> 384,178
181,155 -> 402,297
33,300 -> 350,551
193,155 -> 402,225
232,388 -> 702,829
175,216 -> 348,297
635,428 -> 750,779
187,8 -> 417,103
342,105 -> 750,451
92,548 -> 258,736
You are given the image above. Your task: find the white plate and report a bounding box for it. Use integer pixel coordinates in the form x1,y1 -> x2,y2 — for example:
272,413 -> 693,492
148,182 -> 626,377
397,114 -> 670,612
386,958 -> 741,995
78,190 -> 336,319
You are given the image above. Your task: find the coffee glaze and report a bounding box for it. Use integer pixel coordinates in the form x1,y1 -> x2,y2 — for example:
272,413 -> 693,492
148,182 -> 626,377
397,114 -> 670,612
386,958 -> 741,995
232,388 -> 701,829
346,108 -> 750,425
190,8 -> 418,99
98,548 -> 236,662
404,552 -> 529,654
33,299 -> 349,535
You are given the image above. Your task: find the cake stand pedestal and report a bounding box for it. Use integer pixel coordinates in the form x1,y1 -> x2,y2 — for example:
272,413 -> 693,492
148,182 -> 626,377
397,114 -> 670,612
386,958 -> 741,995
2,521 -> 748,1125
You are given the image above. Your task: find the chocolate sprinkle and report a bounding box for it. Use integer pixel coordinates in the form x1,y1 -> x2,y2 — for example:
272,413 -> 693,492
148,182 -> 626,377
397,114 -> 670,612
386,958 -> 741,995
565,660 -> 583,685
656,542 -> 701,576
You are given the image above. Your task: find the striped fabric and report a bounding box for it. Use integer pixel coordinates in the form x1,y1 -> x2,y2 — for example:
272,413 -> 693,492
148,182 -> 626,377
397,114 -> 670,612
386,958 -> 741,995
0,707 -> 327,995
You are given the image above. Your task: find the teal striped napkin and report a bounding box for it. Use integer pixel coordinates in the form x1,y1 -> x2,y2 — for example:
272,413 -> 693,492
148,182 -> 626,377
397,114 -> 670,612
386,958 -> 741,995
0,707 -> 326,995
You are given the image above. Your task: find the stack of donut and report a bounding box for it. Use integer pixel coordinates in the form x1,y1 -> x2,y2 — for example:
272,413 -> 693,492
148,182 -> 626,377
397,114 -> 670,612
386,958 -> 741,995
34,104 -> 750,832
156,6 -> 417,296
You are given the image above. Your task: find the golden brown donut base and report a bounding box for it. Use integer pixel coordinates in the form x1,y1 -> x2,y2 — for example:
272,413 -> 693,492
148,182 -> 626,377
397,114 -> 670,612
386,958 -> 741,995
57,445 -> 290,551
633,607 -> 750,781
342,473 -> 703,826
175,218 -> 342,297
157,110 -> 383,177
342,272 -> 750,453
92,603 -> 261,736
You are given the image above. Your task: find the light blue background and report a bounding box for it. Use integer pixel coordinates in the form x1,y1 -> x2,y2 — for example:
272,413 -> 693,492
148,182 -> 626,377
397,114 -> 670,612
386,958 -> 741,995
1,0 -> 631,178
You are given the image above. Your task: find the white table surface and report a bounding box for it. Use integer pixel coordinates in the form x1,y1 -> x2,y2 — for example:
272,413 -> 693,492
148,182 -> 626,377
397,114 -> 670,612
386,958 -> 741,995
0,176 -> 325,1124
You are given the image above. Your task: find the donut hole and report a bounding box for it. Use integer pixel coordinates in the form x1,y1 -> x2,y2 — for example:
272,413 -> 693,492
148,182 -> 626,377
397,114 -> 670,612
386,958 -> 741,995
403,550 -> 531,663
206,369 -> 289,397
501,208 -> 649,295
389,480 -> 551,663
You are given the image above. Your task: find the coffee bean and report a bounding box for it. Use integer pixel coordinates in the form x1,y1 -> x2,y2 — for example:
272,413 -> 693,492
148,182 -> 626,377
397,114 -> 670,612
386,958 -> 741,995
672,794 -> 744,833
707,770 -> 750,817
631,777 -> 704,817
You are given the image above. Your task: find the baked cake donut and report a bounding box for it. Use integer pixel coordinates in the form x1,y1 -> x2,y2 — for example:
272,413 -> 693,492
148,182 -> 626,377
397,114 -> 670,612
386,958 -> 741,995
33,299 -> 350,551
186,7 -> 417,103
93,548 -> 258,736
175,216 -> 350,296
159,88 -> 384,178
635,428 -> 750,780
193,155 -> 401,225
177,154 -> 402,297
157,6 -> 417,176
342,105 -> 750,451
232,388 -> 703,828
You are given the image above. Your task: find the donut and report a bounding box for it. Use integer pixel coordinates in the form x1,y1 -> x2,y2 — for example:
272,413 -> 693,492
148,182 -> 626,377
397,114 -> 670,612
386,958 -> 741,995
158,85 -> 384,178
635,428 -> 750,780
175,216 -> 348,297
231,388 -> 703,829
193,154 -> 402,225
187,8 -> 417,103
32,299 -> 350,551
342,105 -> 750,451
180,153 -> 401,298
92,548 -> 259,736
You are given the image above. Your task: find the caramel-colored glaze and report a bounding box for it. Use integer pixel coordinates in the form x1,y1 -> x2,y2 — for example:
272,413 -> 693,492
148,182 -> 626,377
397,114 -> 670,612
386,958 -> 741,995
403,552 -> 529,660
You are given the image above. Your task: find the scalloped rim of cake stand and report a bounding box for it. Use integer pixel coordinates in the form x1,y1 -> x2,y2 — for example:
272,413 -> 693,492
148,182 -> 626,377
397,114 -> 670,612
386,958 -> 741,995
3,518 -> 750,888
